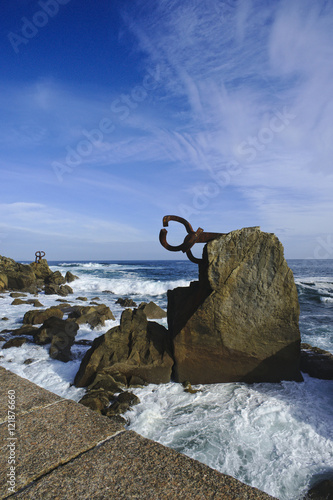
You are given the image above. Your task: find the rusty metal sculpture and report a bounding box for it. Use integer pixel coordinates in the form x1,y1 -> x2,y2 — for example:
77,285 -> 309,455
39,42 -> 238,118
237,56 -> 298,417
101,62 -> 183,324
159,215 -> 224,264
35,251 -> 45,264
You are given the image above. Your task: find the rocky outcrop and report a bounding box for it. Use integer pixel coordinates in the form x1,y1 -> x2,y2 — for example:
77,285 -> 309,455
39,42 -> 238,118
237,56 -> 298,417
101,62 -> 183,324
168,227 -> 302,384
74,308 -> 173,388
301,344 -> 333,380
34,316 -> 79,362
0,255 -> 76,294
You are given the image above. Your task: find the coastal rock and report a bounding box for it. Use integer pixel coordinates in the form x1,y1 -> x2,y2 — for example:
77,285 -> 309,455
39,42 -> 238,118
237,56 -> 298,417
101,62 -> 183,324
9,292 -> 26,298
168,227 -> 302,384
45,270 -> 66,285
11,298 -> 26,305
0,273 -> 8,291
23,306 -> 64,325
79,389 -> 113,413
6,325 -> 39,336
68,304 -> 115,328
0,255 -> 75,293
44,284 -> 73,296
301,344 -> 333,380
138,301 -> 167,319
105,391 -> 140,416
34,316 -> 79,362
3,337 -> 29,349
305,479 -> 333,499
116,297 -> 137,308
74,308 -> 173,387
65,271 -> 78,283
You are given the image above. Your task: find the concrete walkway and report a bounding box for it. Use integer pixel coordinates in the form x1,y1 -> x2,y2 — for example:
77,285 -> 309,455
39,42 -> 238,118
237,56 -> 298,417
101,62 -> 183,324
0,366 -> 275,499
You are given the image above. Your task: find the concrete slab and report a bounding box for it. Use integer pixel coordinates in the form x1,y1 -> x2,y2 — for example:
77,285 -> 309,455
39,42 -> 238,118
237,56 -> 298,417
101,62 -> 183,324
0,396 -> 124,497
14,431 -> 275,500
0,366 -> 61,424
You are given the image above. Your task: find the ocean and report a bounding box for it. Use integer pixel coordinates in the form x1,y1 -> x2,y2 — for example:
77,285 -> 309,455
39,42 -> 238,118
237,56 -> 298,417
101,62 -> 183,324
0,259 -> 332,499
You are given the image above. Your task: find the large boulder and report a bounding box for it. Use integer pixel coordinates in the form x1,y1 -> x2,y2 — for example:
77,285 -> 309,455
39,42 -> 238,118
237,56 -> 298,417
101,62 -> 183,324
34,316 -> 79,362
74,308 -> 174,387
168,227 -> 302,384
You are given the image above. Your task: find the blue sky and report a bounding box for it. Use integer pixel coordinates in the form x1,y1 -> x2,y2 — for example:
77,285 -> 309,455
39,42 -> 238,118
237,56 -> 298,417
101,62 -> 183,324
1,0 -> 332,261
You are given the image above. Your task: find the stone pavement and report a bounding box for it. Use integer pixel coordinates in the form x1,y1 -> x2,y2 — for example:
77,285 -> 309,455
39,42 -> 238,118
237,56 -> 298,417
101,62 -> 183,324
0,366 -> 276,499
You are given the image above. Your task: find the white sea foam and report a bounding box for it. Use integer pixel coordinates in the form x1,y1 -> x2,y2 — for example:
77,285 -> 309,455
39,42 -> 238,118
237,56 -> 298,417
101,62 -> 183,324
126,377 -> 333,500
0,342 -> 85,401
69,275 -> 190,297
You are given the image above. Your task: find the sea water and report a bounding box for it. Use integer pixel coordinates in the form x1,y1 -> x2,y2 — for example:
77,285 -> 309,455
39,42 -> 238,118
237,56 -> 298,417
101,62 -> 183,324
0,259 -> 332,499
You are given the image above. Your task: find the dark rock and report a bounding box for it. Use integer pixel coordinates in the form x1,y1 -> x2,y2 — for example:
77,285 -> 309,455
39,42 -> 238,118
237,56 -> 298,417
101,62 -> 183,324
26,299 -> 44,307
65,271 -> 78,283
76,296 -> 88,301
90,301 -> 100,306
23,358 -> 34,365
1,317 -> 9,321
168,227 -> 302,384
102,290 -> 114,294
116,297 -> 138,308
182,381 -> 200,394
138,301 -> 167,319
55,299 -> 70,303
3,337 -> 29,349
23,307 -> 64,325
34,316 -> 79,362
10,292 -> 27,298
79,389 -> 114,413
105,391 -> 140,416
74,308 -> 174,388
75,339 -> 93,346
11,298 -> 44,307
45,270 -> 66,285
44,284 -> 73,296
301,344 -> 333,380
88,373 -> 123,393
8,325 -> 39,336
91,297 -> 100,301
68,304 -> 115,329
305,478 -> 333,499
11,298 -> 26,305
0,336 -> 6,341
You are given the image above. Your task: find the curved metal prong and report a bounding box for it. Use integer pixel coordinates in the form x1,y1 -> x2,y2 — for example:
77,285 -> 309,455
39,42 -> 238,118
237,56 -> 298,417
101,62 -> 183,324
159,228 -> 185,252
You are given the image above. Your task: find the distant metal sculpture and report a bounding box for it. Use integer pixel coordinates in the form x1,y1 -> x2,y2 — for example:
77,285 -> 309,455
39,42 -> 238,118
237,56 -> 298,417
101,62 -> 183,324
159,215 -> 224,264
35,251 -> 45,264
